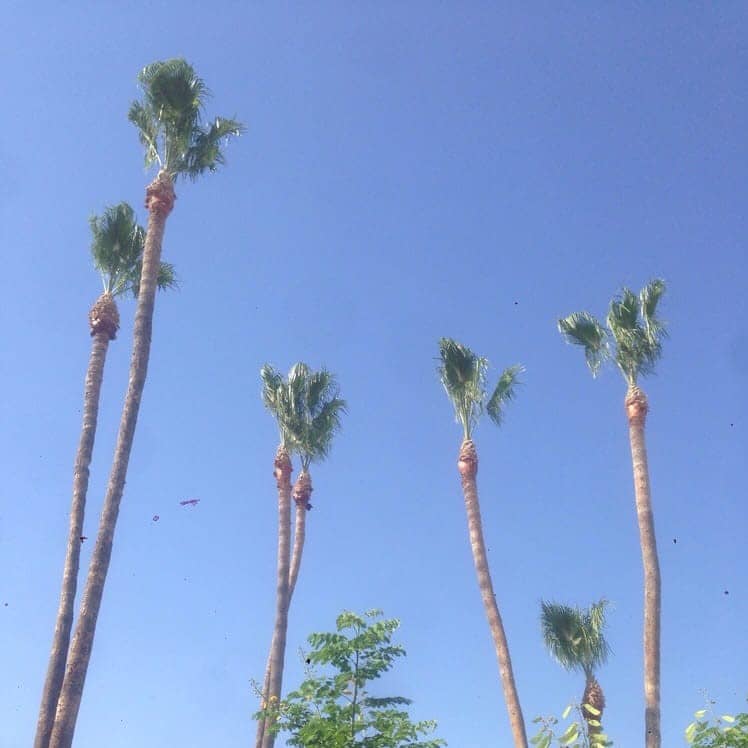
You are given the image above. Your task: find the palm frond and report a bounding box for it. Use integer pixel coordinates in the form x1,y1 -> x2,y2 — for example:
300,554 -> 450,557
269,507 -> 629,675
607,284 -> 665,385
301,396 -> 347,467
128,260 -> 179,298
182,117 -> 244,181
89,203 -> 145,296
438,338 -> 486,439
541,599 -> 610,676
639,278 -> 668,348
131,58 -> 243,181
557,312 -> 609,377
127,101 -> 160,169
260,365 -> 284,414
486,365 -> 523,426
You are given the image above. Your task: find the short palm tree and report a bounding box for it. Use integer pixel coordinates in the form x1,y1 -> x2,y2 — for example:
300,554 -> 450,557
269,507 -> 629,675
438,338 -> 527,748
558,279 -> 666,748
541,599 -> 610,740
34,204 -> 174,748
255,364 -> 345,748
48,61 -> 242,748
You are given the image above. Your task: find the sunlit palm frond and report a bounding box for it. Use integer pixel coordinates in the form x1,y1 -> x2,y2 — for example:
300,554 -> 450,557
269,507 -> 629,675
558,312 -> 609,377
639,278 -> 668,348
486,365 -> 523,426
89,203 -> 145,296
541,599 -> 610,676
127,101 -> 160,169
182,117 -> 244,181
131,58 -> 244,181
438,338 -> 487,439
260,365 -> 284,414
301,396 -> 346,467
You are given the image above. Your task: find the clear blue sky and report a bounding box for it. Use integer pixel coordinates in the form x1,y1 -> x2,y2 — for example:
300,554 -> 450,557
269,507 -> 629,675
1,3 -> 746,746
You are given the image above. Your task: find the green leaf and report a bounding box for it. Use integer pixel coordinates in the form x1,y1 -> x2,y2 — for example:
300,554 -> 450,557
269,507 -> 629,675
694,709 -> 707,719
583,703 -> 602,716
685,721 -> 698,743
722,714 -> 736,723
561,704 -> 572,719
559,721 -> 579,745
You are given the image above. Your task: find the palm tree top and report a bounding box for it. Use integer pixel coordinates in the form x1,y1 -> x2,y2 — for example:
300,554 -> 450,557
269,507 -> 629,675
558,279 -> 667,387
128,58 -> 244,181
260,363 -> 346,466
540,599 -> 610,677
438,337 -> 522,441
90,202 -> 178,298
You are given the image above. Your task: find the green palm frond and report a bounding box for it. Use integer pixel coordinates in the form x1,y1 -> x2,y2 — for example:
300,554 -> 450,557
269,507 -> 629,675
541,599 -> 610,677
438,338 -> 487,440
130,58 -> 244,180
128,260 -> 179,298
607,283 -> 666,385
639,278 -> 668,348
89,203 -> 145,296
486,365 -> 524,426
558,312 -> 610,377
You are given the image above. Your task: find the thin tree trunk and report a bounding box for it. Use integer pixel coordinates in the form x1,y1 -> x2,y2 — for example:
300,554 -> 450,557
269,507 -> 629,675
48,172 -> 175,748
256,447 -> 293,748
35,293 -> 119,748
582,673 -> 605,737
625,386 -> 661,748
458,439 -> 528,748
256,471 -> 309,748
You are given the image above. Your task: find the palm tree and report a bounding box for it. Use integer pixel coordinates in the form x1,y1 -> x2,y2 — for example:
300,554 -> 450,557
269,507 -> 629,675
558,279 -> 666,748
48,60 -> 242,748
34,204 -> 175,748
255,364 -> 345,748
541,599 -> 610,741
438,338 -> 527,748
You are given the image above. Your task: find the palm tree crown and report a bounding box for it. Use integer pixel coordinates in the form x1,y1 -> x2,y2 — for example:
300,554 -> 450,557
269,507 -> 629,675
558,279 -> 667,387
540,599 -> 610,678
438,338 -> 522,440
90,202 -> 177,298
261,363 -> 346,467
128,58 -> 244,180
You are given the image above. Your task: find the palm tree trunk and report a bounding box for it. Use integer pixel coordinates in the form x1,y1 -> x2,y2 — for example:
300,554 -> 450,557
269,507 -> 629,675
48,172 -> 175,748
625,386 -> 661,748
256,446 -> 293,748
256,469 -> 310,747
458,439 -> 528,748
582,673 -> 605,737
35,294 -> 119,748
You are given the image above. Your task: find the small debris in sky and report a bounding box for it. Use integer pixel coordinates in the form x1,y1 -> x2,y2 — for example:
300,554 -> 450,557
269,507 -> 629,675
672,538 -> 677,544
179,498 -> 200,507
724,590 -> 729,595
152,515 -> 160,522
80,536 -> 87,543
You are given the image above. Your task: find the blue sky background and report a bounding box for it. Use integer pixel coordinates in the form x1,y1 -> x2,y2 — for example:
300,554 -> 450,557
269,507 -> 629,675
1,3 -> 746,746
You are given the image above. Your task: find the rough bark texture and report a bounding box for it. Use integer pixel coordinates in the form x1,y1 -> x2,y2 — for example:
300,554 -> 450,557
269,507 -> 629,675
256,446 -> 293,748
34,295 -> 117,748
48,173 -> 175,748
582,674 -> 606,737
289,469 -> 312,598
625,386 -> 661,748
458,439 -> 528,748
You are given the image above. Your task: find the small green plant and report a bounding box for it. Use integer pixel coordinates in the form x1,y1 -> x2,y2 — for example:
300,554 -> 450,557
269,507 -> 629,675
685,698 -> 748,747
531,703 -> 612,748
255,609 -> 446,747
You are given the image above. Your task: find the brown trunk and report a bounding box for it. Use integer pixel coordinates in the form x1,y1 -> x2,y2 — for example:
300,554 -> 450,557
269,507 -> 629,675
48,173 -> 175,748
256,446 -> 293,748
582,673 -> 606,737
256,468 -> 310,747
458,439 -> 528,748
34,294 -> 118,748
625,386 -> 661,748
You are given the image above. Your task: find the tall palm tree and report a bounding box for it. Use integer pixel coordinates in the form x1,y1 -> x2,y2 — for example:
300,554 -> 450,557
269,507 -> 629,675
48,60 -> 242,748
34,204 -> 175,748
255,364 -> 345,748
558,279 -> 667,748
438,338 -> 527,748
541,599 -> 610,740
